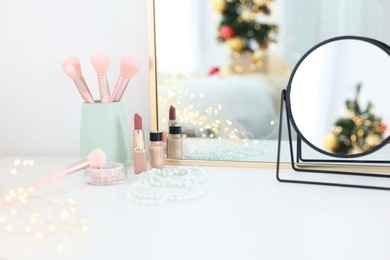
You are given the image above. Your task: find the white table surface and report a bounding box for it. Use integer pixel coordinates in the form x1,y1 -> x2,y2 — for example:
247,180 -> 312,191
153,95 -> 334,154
1,155 -> 390,260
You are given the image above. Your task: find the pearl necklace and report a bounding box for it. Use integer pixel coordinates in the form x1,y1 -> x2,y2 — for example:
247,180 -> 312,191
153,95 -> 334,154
127,166 -> 206,205
185,145 -> 269,160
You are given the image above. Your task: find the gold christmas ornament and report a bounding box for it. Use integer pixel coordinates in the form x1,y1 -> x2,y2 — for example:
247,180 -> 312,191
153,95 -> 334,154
254,0 -> 265,6
252,4 -> 260,12
211,0 -> 227,12
351,146 -> 363,154
324,133 -> 339,152
227,37 -> 245,52
241,9 -> 256,22
365,134 -> 381,147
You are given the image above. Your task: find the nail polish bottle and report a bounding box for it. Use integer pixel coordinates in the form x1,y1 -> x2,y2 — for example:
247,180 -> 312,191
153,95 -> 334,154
149,131 -> 165,169
167,125 -> 183,159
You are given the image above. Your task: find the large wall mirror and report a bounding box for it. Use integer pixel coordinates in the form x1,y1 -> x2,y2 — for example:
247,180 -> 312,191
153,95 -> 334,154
148,0 -> 390,165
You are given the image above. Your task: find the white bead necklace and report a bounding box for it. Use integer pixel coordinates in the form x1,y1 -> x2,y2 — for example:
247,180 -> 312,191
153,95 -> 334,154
127,166 -> 206,205
185,145 -> 269,160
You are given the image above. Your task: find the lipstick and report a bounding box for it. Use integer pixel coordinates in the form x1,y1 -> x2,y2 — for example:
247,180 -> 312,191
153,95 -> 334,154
133,113 -> 147,174
169,105 -> 178,127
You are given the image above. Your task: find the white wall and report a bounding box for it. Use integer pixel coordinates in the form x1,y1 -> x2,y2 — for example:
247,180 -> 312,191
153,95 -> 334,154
2,0 -> 390,157
0,0 -> 151,157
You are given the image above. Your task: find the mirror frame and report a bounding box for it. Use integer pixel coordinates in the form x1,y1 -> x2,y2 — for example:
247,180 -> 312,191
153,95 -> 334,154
146,0 -> 286,168
276,35 -> 390,190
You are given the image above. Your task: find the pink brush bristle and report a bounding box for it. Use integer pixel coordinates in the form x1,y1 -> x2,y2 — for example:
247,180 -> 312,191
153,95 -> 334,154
86,149 -> 107,168
62,57 -> 82,78
120,56 -> 140,79
63,65 -> 77,78
68,56 -> 81,72
90,54 -> 110,75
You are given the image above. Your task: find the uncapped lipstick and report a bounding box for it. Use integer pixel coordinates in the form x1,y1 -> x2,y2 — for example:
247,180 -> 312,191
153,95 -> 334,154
168,105 -> 178,127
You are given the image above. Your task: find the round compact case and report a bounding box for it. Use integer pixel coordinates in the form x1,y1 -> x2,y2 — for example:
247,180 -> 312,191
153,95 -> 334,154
85,162 -> 127,185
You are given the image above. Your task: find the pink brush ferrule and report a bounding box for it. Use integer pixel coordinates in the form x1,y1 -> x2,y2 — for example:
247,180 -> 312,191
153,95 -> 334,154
98,75 -> 111,103
73,78 -> 95,103
112,76 -> 130,102
27,158 -> 89,191
101,95 -> 111,103
81,76 -> 93,98
66,158 -> 90,175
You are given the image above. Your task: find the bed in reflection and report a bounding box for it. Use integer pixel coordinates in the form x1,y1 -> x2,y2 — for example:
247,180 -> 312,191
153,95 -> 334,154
158,72 -> 285,140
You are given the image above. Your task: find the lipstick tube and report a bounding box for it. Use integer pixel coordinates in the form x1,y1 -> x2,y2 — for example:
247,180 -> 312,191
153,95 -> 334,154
168,105 -> 178,127
133,113 -> 147,174
133,129 -> 147,174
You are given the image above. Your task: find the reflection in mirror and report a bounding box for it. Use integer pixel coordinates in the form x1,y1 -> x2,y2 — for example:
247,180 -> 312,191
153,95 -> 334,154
152,0 -> 390,163
289,38 -> 390,157
155,0 -> 287,162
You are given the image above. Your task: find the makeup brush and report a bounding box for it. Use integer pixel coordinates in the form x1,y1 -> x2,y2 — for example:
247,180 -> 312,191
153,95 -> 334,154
68,56 -> 91,96
29,149 -> 107,190
63,57 -> 95,104
90,54 -> 112,103
111,56 -> 140,102
0,149 -> 107,207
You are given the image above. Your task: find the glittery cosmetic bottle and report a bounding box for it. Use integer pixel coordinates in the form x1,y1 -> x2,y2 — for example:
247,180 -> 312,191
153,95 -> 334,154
149,131 -> 165,169
167,125 -> 183,159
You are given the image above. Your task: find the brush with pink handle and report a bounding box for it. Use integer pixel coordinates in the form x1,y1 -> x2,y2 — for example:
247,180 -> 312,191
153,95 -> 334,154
112,56 -> 140,102
0,149 -> 106,207
63,57 -> 95,104
90,54 -> 112,103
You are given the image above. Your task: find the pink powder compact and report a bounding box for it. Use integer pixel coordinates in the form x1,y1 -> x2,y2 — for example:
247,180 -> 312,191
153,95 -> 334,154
86,162 -> 127,185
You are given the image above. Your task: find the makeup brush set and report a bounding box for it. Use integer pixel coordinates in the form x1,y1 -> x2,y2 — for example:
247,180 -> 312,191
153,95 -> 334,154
62,54 -> 140,103
61,54 -> 141,185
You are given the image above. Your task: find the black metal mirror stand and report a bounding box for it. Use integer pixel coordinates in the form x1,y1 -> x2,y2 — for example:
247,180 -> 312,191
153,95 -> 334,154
276,89 -> 390,191
297,138 -> 390,165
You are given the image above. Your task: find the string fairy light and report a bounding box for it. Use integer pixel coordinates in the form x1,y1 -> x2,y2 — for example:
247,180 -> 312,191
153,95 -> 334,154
0,158 -> 88,252
158,73 -> 253,140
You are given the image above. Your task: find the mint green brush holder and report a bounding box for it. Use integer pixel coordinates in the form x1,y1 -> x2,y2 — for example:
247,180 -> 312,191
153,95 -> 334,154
80,102 -> 130,165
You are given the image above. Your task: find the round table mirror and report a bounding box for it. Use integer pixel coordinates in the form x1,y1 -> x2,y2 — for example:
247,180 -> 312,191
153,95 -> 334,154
287,36 -> 390,158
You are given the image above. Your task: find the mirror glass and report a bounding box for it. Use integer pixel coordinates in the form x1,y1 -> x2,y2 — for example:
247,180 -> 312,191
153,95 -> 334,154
289,38 -> 390,157
152,0 -> 390,162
